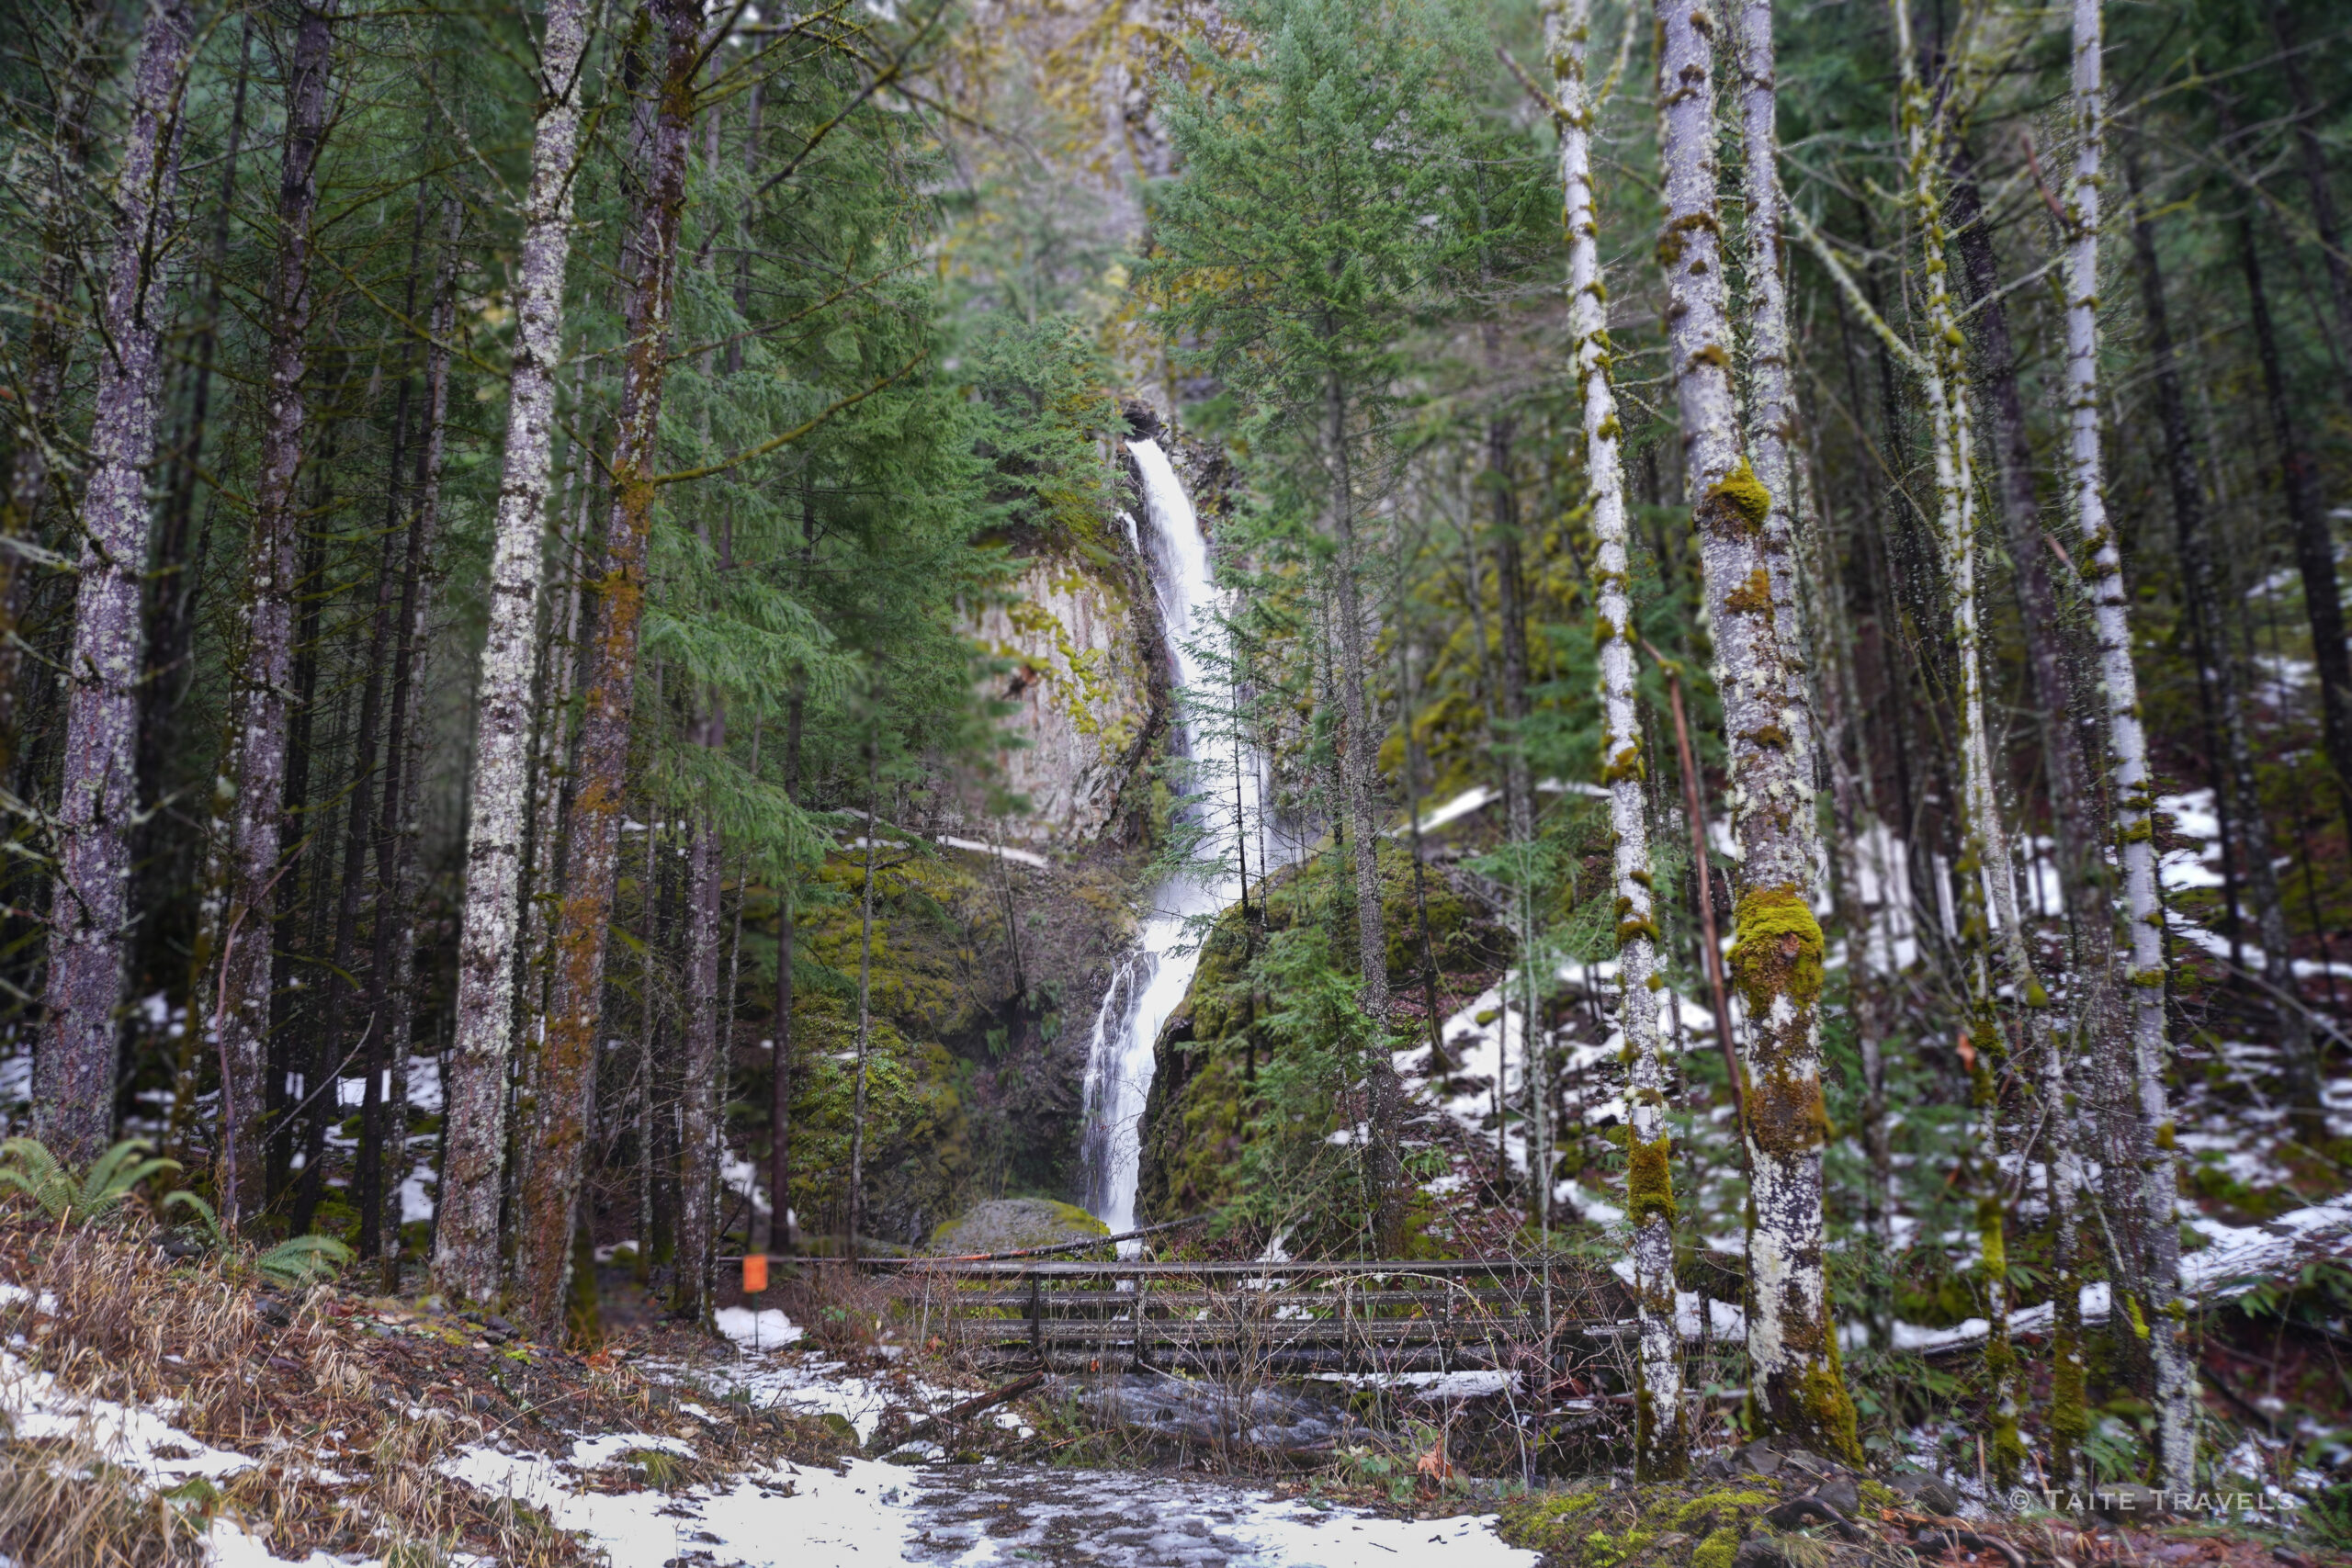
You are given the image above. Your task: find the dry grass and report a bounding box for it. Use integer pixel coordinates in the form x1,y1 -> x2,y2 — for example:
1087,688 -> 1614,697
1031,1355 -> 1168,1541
0,1434 -> 204,1566
0,1214 -> 852,1565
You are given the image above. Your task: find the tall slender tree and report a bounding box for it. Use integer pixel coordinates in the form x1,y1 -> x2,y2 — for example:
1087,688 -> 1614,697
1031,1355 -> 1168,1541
36,0 -> 198,1168
514,0 -> 702,1334
1548,0 -> 1683,1481
215,0 -> 338,1220
2064,0 -> 2193,1490
1651,0 -> 1857,1462
435,0 -> 594,1301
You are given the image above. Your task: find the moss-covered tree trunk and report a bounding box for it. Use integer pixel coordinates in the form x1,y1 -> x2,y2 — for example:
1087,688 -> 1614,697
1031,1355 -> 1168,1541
1552,0 -> 1684,1481
1651,0 -> 1857,1463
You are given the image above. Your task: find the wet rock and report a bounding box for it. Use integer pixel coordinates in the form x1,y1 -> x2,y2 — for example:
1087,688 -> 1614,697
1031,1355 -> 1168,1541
1814,1475 -> 1860,1518
1732,1537 -> 1791,1568
1068,1372 -> 1359,1454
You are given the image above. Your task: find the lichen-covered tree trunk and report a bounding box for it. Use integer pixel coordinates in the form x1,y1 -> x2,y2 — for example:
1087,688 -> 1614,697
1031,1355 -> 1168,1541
1323,370 -> 1407,1255
1735,0 -> 1809,706
34,0 -> 196,1169
1651,0 -> 1857,1462
2063,0 -> 2193,1491
1551,0 -> 1682,1481
434,0 -> 593,1302
511,0 -> 700,1336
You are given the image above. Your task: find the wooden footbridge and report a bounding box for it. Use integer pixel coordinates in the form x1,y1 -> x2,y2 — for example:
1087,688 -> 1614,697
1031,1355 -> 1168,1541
853,1250 -> 1632,1375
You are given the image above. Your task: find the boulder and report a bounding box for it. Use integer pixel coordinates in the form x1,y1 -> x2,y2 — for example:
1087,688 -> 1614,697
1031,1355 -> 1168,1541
930,1198 -> 1109,1257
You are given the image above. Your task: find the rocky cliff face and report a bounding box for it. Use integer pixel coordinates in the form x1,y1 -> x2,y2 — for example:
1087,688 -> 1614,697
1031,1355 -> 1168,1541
975,549 -> 1165,845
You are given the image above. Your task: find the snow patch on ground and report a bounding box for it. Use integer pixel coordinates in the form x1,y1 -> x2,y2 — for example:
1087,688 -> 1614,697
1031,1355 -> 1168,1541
441,1443 -> 918,1567
713,1306 -> 802,1353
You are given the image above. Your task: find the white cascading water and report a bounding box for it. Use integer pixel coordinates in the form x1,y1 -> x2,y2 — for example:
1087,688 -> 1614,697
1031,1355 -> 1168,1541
1079,438 -> 1270,1235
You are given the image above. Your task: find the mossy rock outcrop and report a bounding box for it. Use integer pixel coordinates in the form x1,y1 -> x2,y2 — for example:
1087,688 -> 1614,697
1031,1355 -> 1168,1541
1132,843 -> 1505,1227
929,1198 -> 1108,1256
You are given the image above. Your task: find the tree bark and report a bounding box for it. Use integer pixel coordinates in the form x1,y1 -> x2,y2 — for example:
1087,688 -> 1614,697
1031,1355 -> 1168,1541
1552,0 -> 1683,1481
2064,0 -> 2193,1492
511,0 -> 700,1334
35,0 -> 197,1168
435,0 -> 594,1302
1652,0 -> 1856,1463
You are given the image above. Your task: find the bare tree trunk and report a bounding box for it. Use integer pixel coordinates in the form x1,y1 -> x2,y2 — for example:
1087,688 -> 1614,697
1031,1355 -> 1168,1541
2064,0 -> 2193,1491
161,14 -> 254,1166
373,194 -> 462,1282
1885,6 -> 2030,1484
2127,158 -> 2321,1139
2237,217 -> 2352,837
676,727 -> 724,1321
435,0 -> 594,1301
1553,0 -> 1682,1481
35,0 -> 197,1168
1321,368 -> 1406,1255
213,0 -> 337,1221
770,684 -> 804,1251
849,734 -> 880,1259
1946,149 -> 2107,963
511,0 -> 700,1334
1652,0 -> 1856,1463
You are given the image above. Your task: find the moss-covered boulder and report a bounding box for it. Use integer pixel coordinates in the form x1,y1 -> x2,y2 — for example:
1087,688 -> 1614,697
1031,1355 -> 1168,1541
929,1198 -> 1108,1256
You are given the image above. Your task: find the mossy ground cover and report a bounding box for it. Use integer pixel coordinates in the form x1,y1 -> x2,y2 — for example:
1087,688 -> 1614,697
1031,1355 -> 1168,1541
1498,1481 -> 1810,1568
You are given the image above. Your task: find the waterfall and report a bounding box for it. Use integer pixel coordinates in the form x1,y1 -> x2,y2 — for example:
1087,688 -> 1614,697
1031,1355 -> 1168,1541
1078,438 -> 1268,1235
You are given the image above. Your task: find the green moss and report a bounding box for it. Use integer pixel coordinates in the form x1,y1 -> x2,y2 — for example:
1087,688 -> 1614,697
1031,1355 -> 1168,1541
1795,1343 -> 1865,1467
1707,458 -> 1772,531
1498,1487 -> 1606,1557
1670,1491 -> 1773,1534
1627,1132 -> 1676,1227
1690,1526 -> 1741,1568
1723,568 -> 1772,615
1726,887 -> 1825,1014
